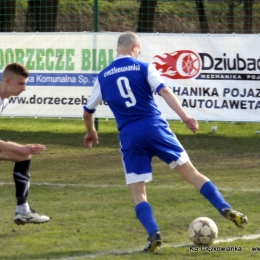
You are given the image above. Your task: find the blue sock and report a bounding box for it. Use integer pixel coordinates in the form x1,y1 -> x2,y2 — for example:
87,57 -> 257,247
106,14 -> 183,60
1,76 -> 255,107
200,181 -> 231,216
135,202 -> 159,236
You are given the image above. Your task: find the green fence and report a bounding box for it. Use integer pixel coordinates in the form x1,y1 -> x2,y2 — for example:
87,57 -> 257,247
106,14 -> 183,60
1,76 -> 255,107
0,0 -> 259,34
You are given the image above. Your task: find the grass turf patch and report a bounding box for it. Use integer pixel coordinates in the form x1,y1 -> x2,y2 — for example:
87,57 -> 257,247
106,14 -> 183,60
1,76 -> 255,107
0,117 -> 259,259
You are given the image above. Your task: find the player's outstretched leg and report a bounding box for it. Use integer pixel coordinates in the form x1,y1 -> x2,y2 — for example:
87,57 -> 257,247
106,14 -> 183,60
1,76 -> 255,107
175,161 -> 248,228
200,181 -> 248,228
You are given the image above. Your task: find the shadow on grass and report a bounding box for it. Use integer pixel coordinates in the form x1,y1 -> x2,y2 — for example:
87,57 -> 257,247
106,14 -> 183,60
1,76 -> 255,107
0,129 -> 259,154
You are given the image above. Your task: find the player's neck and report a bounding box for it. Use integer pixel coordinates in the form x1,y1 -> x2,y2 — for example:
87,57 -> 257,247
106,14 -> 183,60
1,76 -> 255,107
117,49 -> 134,57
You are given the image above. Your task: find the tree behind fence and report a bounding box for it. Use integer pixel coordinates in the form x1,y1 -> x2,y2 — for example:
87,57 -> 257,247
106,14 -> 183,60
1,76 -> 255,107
0,0 -> 259,33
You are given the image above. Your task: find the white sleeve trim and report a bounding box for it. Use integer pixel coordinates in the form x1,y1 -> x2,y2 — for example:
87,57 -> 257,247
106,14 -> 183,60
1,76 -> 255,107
147,64 -> 166,92
86,78 -> 102,110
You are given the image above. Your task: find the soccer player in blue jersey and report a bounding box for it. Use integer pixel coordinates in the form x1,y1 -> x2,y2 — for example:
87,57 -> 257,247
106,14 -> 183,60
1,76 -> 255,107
83,32 -> 248,251
0,63 -> 50,225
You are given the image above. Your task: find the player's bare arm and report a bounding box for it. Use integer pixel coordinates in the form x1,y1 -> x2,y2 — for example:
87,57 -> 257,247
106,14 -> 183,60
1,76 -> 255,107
159,87 -> 199,133
0,140 -> 46,155
83,110 -> 99,150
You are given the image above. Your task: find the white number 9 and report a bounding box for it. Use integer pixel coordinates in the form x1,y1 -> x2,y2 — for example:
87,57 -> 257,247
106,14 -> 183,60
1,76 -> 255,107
117,76 -> 136,107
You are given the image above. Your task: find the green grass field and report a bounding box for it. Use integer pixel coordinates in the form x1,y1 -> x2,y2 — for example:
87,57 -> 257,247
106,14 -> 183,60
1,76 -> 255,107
0,117 -> 260,259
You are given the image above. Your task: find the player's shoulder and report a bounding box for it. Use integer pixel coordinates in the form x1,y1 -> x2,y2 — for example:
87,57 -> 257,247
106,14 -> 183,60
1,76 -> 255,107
131,57 -> 149,67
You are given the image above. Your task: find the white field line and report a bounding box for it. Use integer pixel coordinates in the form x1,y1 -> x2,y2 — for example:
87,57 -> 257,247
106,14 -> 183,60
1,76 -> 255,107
0,182 -> 259,192
46,234 -> 260,260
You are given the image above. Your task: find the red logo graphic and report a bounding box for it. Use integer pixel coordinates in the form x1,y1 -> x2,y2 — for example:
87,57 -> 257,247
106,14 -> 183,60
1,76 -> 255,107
153,50 -> 200,79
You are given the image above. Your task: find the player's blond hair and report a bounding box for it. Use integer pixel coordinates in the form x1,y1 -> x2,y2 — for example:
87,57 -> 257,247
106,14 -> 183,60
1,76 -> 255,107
117,31 -> 141,50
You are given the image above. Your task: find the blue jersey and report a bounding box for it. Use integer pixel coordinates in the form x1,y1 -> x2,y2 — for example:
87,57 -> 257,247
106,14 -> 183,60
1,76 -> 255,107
84,55 -> 189,184
84,55 -> 166,130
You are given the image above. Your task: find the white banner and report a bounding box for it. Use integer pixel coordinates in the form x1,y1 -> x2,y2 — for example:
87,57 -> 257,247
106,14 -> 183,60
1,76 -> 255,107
1,32 -> 260,121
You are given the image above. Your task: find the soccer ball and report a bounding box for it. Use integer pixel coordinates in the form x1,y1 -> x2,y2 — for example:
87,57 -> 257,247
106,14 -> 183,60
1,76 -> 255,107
188,217 -> 218,246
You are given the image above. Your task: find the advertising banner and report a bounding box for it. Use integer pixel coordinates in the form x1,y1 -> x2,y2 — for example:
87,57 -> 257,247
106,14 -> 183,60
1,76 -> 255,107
1,32 -> 260,121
